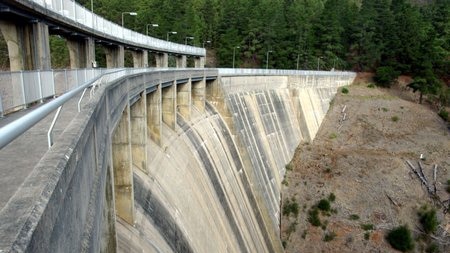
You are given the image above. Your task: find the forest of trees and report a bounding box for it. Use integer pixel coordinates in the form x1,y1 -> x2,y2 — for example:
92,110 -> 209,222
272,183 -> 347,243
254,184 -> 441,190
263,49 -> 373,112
0,0 -> 448,106
74,0 -> 448,83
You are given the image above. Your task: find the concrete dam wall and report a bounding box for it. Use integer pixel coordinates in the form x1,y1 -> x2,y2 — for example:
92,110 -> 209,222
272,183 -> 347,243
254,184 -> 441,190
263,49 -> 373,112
117,72 -> 355,252
0,69 -> 355,253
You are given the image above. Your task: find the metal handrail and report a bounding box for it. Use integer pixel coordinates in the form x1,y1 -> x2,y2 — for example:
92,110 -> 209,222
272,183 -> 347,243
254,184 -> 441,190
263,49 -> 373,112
0,69 -> 125,150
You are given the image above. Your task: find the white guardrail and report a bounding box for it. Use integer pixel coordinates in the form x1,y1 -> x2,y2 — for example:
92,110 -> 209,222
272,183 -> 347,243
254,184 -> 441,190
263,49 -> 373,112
0,68 -> 356,117
28,0 -> 204,56
0,68 -> 157,116
218,68 -> 356,76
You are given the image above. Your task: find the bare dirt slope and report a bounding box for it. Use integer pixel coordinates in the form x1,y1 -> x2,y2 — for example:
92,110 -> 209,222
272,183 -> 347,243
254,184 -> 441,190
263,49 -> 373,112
281,81 -> 450,253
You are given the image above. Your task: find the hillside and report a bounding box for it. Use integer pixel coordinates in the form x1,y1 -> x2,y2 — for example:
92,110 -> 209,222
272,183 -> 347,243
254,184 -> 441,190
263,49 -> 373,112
281,80 -> 450,252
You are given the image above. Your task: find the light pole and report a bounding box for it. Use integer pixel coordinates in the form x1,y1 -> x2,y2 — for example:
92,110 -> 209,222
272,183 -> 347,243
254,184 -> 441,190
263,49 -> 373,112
203,40 -> 211,48
317,56 -> 323,71
232,46 -> 240,68
121,12 -> 137,27
90,0 -> 93,12
185,36 -> 194,45
167,31 -> 177,41
266,50 -> 273,69
296,53 -> 300,70
146,23 -> 158,36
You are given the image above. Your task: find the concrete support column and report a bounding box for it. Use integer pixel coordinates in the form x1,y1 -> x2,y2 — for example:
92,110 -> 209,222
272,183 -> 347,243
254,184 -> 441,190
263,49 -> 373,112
161,83 -> 176,130
67,37 -> 96,69
105,45 -> 124,68
112,104 -> 135,224
191,78 -> 206,113
130,92 -> 148,173
147,85 -> 162,146
194,56 -> 205,68
132,50 -> 148,68
0,20 -> 51,71
176,55 -> 187,68
176,81 -> 191,120
155,53 -> 168,68
205,79 -> 234,131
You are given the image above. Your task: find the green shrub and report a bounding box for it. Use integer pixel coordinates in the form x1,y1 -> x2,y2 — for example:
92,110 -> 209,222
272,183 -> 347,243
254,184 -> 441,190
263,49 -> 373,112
382,107 -> 389,112
364,232 -> 371,240
374,66 -> 399,87
328,193 -> 336,202
386,225 -> 414,252
285,163 -> 293,171
308,208 -> 321,226
341,87 -> 349,94
391,116 -> 399,122
282,240 -> 287,248
283,199 -> 299,217
367,83 -> 375,88
418,206 -> 438,234
329,132 -> 338,139
361,224 -> 374,231
349,214 -> 360,220
317,199 -> 331,212
438,109 -> 448,121
323,231 -> 336,242
426,243 -> 439,253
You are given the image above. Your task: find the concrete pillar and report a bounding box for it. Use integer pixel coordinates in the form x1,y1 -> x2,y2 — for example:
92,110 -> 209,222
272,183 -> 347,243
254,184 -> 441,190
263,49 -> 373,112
147,85 -> 162,146
206,79 -> 234,131
194,56 -> 205,68
112,104 -> 135,224
105,45 -> 124,68
130,92 -> 148,173
132,50 -> 148,68
176,81 -> 191,120
155,53 -> 168,68
161,83 -> 176,130
176,55 -> 187,68
67,37 -> 95,69
191,78 -> 206,113
0,20 -> 51,71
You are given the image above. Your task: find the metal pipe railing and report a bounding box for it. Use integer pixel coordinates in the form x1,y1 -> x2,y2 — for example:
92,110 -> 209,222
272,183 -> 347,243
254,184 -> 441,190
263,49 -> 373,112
0,69 -> 125,149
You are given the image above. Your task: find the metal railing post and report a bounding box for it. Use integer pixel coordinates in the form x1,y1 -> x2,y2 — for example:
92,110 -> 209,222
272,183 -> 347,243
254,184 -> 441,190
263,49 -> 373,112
37,70 -> 43,103
0,96 -> 4,118
20,71 -> 27,109
47,105 -> 62,148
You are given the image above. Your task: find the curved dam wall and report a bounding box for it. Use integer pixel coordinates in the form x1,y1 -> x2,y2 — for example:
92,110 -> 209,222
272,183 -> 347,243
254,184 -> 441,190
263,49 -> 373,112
0,69 -> 355,253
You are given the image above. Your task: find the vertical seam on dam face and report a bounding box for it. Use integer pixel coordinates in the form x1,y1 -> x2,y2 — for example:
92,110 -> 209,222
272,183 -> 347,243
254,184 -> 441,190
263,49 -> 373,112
176,114 -> 250,253
205,102 -> 277,253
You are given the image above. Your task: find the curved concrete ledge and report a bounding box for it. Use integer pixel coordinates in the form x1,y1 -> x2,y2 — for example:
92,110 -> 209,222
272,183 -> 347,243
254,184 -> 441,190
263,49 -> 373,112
0,69 -> 355,253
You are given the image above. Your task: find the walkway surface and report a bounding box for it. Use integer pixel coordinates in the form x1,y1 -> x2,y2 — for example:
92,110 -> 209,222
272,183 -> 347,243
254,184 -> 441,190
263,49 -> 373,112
0,93 -> 89,211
